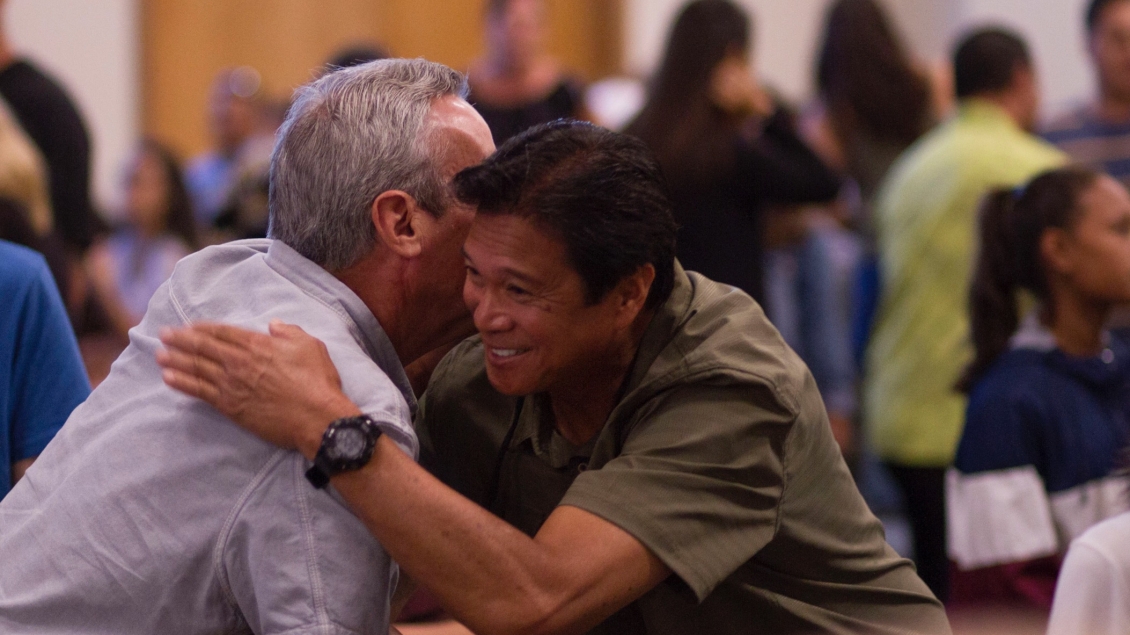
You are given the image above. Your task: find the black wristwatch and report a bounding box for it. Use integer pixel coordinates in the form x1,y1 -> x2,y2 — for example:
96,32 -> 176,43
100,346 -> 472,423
305,414 -> 382,489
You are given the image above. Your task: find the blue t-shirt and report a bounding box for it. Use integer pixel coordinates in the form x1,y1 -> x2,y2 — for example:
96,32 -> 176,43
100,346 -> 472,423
0,239 -> 89,495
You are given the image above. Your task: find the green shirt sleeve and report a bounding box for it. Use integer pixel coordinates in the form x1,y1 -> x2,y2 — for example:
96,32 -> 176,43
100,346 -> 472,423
561,381 -> 794,601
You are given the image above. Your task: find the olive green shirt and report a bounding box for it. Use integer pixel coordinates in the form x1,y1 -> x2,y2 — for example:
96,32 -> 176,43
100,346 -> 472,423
418,265 -> 950,634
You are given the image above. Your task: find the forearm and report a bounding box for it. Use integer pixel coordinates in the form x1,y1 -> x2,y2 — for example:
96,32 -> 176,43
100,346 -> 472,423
297,403 -> 598,635
155,322 -> 665,632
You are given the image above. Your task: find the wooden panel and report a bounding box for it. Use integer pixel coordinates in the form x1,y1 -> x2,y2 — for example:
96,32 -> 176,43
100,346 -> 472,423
142,0 -> 622,158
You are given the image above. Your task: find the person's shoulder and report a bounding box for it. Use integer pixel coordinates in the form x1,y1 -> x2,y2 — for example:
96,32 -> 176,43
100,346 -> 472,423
645,273 -> 810,416
166,237 -> 269,283
1072,511 -> 1130,561
426,336 -> 504,409
875,120 -> 958,198
419,335 -> 516,438
0,238 -> 51,295
0,237 -> 48,272
966,348 -> 1052,413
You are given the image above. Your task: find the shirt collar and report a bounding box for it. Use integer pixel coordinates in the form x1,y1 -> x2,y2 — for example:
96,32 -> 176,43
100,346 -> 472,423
1009,310 -> 1058,352
264,240 -> 417,415
958,99 -> 1021,130
1009,309 -> 1112,353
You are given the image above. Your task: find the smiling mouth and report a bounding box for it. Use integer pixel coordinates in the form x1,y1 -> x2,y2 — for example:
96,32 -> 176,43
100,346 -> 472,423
489,347 -> 529,359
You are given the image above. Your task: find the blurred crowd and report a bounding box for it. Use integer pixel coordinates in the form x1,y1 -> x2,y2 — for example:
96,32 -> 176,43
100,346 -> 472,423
4,0 -> 1130,633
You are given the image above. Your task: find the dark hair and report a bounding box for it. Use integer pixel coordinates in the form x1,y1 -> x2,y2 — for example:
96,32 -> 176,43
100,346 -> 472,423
138,138 -> 197,250
625,0 -> 751,189
1088,0 -> 1130,32
816,0 -> 931,147
959,166 -> 1101,391
453,120 -> 678,311
953,28 -> 1031,99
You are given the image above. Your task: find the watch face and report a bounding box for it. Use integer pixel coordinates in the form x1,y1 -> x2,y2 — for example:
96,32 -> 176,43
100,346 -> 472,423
327,426 -> 369,461
312,415 -> 380,481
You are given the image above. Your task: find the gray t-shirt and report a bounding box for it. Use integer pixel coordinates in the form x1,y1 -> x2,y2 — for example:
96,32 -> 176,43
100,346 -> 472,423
0,239 -> 417,634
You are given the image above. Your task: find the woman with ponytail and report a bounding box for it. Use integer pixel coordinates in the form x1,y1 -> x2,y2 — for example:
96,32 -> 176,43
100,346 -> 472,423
947,166 -> 1130,610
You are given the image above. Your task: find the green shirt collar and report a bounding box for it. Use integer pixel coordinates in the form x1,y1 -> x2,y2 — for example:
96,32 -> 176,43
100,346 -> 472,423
957,98 -> 1021,130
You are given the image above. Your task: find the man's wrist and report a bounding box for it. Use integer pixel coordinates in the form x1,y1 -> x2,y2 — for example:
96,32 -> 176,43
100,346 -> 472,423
297,395 -> 363,461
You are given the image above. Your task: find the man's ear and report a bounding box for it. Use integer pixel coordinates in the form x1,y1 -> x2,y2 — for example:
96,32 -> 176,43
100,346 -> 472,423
613,263 -> 656,327
371,190 -> 423,258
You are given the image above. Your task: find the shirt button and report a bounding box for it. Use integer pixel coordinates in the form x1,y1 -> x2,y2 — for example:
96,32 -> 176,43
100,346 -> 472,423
1102,349 -> 1115,364
576,462 -> 588,474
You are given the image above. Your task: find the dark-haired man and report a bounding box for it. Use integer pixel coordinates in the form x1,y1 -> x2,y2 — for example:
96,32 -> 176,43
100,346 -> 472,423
160,121 -> 951,635
1045,0 -> 1130,190
863,28 -> 1065,603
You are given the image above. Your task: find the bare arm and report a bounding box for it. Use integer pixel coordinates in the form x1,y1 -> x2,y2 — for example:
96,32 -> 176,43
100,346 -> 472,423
11,457 -> 34,485
158,322 -> 671,635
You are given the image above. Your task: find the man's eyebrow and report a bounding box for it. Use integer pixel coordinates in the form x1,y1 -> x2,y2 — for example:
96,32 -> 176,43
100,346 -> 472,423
460,249 -> 542,285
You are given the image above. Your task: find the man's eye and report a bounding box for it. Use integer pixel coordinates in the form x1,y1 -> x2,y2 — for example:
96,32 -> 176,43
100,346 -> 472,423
507,285 -> 528,296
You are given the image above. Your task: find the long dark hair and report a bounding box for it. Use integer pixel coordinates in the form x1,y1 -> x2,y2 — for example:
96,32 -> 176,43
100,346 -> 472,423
816,0 -> 930,148
138,138 -> 197,250
959,166 -> 1101,392
625,0 -> 751,189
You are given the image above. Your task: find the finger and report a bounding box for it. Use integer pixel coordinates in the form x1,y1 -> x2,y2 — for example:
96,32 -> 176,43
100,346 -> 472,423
268,320 -> 310,339
189,322 -> 274,349
155,346 -> 228,386
161,367 -> 223,406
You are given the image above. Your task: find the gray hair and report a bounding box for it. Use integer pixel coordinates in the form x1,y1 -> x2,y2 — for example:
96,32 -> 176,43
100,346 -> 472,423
267,58 -> 468,270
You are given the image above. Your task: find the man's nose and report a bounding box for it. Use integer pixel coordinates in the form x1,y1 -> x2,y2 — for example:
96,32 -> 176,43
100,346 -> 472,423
473,289 -> 513,332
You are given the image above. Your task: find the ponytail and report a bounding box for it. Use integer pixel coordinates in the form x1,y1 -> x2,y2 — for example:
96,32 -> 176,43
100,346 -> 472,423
958,166 -> 1101,392
958,189 -> 1022,392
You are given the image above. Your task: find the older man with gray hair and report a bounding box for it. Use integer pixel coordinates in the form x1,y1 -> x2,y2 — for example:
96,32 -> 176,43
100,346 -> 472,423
0,58 -> 494,634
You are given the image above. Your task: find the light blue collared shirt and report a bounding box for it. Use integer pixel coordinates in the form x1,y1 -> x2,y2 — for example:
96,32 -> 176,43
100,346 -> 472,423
0,239 -> 416,634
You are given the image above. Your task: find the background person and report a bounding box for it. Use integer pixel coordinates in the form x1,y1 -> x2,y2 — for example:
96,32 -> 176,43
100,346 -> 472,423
806,0 -> 943,364
948,167 -> 1130,609
184,67 -> 261,229
625,0 -> 840,308
862,28 -> 1065,602
467,0 -> 585,145
86,140 -> 196,340
0,0 -> 94,255
0,239 -> 89,498
1044,0 -> 1130,191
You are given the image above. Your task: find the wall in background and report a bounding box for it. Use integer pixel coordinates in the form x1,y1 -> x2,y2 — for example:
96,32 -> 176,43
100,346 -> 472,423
142,0 -> 620,160
7,0 -> 139,217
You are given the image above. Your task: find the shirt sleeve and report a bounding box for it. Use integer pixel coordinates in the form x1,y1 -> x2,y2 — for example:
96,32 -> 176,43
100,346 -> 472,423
947,375 -> 1060,574
220,452 -> 393,635
9,252 -> 90,463
1047,539 -> 1130,635
560,382 -> 791,601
